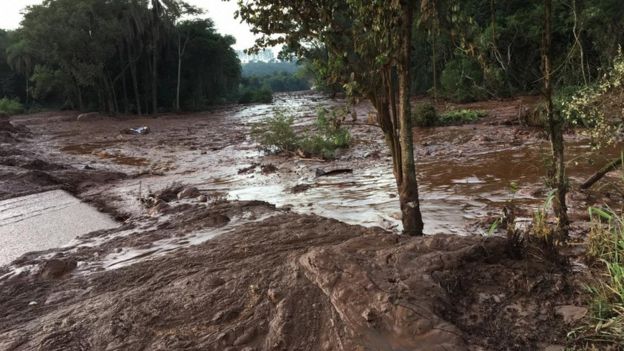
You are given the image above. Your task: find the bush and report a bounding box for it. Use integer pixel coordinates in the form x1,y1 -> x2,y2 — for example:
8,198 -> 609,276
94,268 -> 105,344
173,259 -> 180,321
250,111 -> 298,152
0,97 -> 24,116
412,102 -> 438,127
440,56 -> 486,102
439,109 -> 486,125
299,108 -> 351,158
251,108 -> 351,159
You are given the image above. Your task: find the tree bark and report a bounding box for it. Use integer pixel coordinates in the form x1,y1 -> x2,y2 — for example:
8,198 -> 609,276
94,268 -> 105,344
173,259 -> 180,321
176,34 -> 182,111
398,1 -> 424,236
580,156 -> 623,190
127,44 -> 141,115
543,0 -> 569,239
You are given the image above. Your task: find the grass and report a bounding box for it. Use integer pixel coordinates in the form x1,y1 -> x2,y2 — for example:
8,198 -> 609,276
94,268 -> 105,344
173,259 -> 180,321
251,108 -> 351,159
0,97 -> 24,116
439,109 -> 487,125
412,103 -> 487,127
573,207 -> 624,346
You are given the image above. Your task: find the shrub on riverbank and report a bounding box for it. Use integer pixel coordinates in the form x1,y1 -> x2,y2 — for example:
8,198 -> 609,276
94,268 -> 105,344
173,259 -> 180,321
412,103 -> 486,127
0,97 -> 24,116
251,108 -> 351,159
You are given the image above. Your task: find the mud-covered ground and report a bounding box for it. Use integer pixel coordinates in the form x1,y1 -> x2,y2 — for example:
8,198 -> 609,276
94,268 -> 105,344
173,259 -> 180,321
0,92 -> 622,350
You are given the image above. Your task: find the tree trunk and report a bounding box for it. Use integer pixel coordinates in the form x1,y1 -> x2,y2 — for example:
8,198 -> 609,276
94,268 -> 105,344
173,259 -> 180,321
152,45 -> 158,114
580,156 -> 623,190
151,10 -> 159,115
176,34 -> 182,112
543,0 -> 569,239
119,49 -> 129,114
398,1 -> 424,236
127,45 -> 141,115
432,32 -> 437,101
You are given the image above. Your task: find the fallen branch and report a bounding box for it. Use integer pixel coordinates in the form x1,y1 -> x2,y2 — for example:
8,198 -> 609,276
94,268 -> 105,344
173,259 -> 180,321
315,168 -> 353,177
580,156 -> 623,190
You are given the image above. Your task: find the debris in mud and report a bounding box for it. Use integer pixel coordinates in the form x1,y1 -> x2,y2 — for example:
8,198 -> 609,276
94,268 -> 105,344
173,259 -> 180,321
177,186 -> 200,200
121,126 -> 151,135
260,163 -> 277,174
40,259 -> 77,279
315,167 -> 353,177
291,183 -> 312,193
238,163 -> 259,174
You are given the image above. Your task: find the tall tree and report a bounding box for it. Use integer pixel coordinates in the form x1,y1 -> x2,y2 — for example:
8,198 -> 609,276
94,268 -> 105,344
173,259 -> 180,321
237,0 -> 424,235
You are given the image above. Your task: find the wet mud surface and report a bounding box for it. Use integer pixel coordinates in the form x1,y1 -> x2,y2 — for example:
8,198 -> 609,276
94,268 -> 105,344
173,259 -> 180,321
0,92 -> 622,350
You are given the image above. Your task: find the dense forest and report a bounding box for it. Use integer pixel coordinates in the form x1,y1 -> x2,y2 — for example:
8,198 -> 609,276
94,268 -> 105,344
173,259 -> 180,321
0,0 -> 244,114
296,0 -> 623,104
2,0 -> 621,114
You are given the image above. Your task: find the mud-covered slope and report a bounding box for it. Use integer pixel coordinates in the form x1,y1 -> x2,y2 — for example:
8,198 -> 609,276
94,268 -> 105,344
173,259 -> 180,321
0,201 -> 575,351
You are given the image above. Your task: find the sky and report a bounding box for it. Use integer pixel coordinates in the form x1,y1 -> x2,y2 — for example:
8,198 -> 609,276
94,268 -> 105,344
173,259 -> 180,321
0,0 -> 260,51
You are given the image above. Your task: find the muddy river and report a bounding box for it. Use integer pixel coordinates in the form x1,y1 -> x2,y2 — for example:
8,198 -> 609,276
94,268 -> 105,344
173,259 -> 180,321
2,92 -> 622,265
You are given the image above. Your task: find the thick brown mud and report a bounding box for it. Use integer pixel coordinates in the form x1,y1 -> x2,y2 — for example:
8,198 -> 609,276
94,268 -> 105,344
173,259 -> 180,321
0,92 -> 621,350
0,200 -> 580,351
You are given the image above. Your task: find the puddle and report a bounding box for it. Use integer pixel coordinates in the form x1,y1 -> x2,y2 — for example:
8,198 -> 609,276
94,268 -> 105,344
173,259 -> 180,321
0,190 -> 119,266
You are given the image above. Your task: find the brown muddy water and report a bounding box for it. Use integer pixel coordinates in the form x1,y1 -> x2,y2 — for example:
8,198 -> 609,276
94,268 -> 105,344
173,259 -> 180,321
50,92 -> 621,235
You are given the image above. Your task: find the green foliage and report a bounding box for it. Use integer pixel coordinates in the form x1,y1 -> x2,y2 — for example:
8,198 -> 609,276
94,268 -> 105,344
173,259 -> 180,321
412,105 -> 486,127
242,61 -> 300,77
240,71 -> 309,95
562,48 -> 624,146
412,102 -> 438,127
250,110 -> 298,152
3,1 -> 240,114
581,207 -> 624,345
440,56 -> 486,102
251,108 -> 351,159
298,107 -> 351,159
238,87 -> 273,104
439,109 -> 486,125
0,97 -> 24,115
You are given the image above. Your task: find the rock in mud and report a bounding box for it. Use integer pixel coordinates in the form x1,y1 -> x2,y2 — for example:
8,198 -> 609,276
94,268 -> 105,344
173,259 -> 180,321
177,186 -> 200,200
555,305 -> 588,324
40,259 -> 77,279
197,194 -> 208,202
148,200 -> 170,216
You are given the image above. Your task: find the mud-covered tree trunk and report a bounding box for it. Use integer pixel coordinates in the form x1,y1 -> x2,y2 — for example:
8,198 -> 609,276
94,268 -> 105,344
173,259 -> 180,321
398,1 -> 424,236
543,0 -> 569,239
370,2 -> 424,236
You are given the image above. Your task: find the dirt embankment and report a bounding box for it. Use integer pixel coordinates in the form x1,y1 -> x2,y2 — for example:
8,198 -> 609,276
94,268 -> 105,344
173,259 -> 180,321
0,199 -> 580,351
